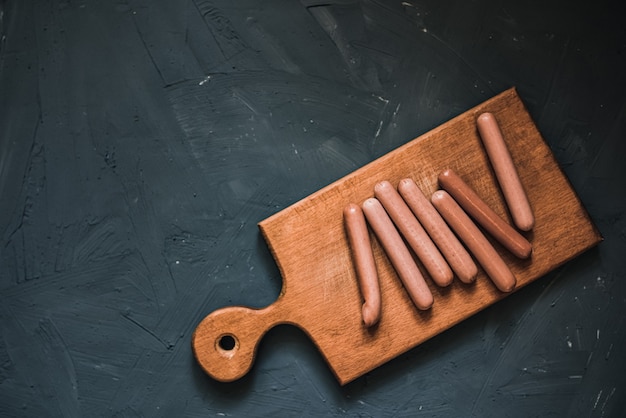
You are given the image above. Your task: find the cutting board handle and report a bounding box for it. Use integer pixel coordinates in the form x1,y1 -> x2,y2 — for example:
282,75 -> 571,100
192,300 -> 287,382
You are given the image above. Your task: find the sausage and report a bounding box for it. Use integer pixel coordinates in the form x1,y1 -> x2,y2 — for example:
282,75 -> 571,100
431,190 -> 516,293
343,203 -> 381,327
397,178 -> 478,284
477,112 -> 534,231
374,180 -> 453,287
438,169 -> 532,259
361,198 -> 434,310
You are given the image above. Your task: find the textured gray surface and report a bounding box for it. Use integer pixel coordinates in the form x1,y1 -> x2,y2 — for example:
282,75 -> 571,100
1,0 -> 625,416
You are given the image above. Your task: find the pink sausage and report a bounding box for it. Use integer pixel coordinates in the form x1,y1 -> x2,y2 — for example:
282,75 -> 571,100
438,169 -> 532,259
398,178 -> 478,284
361,198 -> 434,310
431,190 -> 517,293
374,180 -> 453,287
477,112 -> 534,231
344,203 -> 381,327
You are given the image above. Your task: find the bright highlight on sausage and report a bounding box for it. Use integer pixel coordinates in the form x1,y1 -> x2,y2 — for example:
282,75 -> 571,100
398,178 -> 478,284
431,190 -> 517,293
477,112 -> 534,231
374,180 -> 453,287
362,198 -> 434,310
438,169 -> 532,259
343,203 -> 381,327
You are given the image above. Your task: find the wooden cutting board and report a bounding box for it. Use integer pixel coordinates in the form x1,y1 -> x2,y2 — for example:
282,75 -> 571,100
192,88 -> 602,385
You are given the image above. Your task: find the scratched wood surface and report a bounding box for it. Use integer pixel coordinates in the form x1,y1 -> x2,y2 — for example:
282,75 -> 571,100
192,88 -> 602,385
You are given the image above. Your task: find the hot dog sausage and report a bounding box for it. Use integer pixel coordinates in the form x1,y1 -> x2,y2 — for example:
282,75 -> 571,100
431,190 -> 517,293
477,112 -> 534,231
374,181 -> 453,287
343,203 -> 381,327
438,169 -> 532,259
362,198 -> 434,310
397,178 -> 478,284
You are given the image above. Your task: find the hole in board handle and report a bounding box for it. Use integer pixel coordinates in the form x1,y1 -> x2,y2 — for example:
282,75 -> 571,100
216,334 -> 238,357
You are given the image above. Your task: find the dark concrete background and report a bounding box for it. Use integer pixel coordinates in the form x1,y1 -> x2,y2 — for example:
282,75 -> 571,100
1,0 -> 625,416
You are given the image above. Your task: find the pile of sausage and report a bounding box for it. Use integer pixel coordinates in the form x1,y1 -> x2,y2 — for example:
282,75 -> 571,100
343,113 -> 534,327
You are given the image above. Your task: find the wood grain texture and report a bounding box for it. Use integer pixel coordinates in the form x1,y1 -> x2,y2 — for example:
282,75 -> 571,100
192,88 -> 602,385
